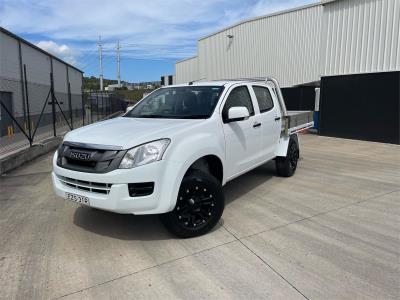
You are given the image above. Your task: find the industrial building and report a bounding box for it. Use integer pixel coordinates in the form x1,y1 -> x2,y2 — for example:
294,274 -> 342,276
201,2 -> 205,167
0,27 -> 83,138
175,0 -> 400,144
161,74 -> 176,86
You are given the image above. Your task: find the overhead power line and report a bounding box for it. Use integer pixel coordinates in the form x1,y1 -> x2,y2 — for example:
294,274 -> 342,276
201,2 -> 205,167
98,35 -> 104,91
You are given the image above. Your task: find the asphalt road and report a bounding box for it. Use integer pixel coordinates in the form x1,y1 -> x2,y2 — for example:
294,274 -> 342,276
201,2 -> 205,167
0,134 -> 399,299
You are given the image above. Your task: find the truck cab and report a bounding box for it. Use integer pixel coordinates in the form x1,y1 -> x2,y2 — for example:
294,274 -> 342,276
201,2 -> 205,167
52,78 -> 313,237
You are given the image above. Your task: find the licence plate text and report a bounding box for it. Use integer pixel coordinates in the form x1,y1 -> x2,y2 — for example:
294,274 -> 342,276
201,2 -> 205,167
65,192 -> 90,206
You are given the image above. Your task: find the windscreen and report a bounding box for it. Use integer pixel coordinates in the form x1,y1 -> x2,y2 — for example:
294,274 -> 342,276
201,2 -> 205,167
124,86 -> 224,119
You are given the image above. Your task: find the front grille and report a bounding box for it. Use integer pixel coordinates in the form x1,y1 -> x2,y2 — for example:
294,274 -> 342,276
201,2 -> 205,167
57,142 -> 126,173
57,175 -> 112,195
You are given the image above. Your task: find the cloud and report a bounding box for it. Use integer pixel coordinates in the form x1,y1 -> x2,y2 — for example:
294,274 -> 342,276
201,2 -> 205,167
249,0 -> 317,16
0,0 -> 318,63
36,40 -> 78,65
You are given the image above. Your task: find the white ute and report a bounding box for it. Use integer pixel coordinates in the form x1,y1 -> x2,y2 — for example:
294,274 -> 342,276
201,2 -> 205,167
52,78 -> 313,237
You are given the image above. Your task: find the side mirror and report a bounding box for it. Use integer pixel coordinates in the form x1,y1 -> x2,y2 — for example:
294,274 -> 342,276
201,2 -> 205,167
226,106 -> 250,123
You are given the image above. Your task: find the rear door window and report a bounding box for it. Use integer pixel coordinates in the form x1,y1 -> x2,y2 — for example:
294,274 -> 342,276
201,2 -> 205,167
252,86 -> 274,113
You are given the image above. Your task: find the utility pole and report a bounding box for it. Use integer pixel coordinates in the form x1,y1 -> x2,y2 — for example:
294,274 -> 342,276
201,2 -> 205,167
117,40 -> 121,88
98,35 -> 104,91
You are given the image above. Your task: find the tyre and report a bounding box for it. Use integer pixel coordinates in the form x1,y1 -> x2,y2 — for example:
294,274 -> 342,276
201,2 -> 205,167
276,137 -> 299,177
160,170 -> 224,238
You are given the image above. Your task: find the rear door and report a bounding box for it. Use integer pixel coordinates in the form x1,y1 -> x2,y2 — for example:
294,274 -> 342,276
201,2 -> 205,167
250,85 -> 281,160
221,85 -> 263,179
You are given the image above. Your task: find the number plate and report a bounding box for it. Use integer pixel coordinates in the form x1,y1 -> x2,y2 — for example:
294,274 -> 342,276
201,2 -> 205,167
65,192 -> 90,206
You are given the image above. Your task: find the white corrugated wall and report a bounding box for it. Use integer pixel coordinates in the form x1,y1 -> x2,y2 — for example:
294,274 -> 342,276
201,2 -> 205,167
197,4 -> 322,87
175,56 -> 199,84
175,0 -> 400,86
320,0 -> 400,76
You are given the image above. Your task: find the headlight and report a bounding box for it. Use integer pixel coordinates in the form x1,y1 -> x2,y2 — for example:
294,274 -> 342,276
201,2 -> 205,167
119,139 -> 170,169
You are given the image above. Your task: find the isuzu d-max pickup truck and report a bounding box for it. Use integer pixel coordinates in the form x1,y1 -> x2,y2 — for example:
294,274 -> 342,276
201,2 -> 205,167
52,78 -> 313,237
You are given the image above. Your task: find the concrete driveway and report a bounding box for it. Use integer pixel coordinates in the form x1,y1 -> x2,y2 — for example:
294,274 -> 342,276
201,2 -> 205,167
0,134 -> 399,299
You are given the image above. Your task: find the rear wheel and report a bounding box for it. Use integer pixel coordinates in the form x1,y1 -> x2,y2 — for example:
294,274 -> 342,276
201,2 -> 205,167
276,137 -> 299,177
160,170 -> 224,238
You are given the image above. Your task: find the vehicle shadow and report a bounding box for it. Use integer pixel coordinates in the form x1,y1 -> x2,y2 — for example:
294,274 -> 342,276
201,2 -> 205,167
223,160 -> 275,206
73,207 -> 172,241
72,160 -> 276,241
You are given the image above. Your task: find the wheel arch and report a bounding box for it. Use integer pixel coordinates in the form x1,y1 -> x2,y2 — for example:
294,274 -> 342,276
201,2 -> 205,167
185,155 -> 224,184
275,133 -> 299,157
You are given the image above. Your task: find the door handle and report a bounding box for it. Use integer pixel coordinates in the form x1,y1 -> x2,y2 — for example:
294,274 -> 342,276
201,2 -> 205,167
274,117 -> 281,121
253,122 -> 262,128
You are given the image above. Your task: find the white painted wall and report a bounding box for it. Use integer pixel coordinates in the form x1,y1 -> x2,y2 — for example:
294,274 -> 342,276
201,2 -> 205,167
197,4 -> 322,87
320,0 -> 400,76
175,56 -> 199,84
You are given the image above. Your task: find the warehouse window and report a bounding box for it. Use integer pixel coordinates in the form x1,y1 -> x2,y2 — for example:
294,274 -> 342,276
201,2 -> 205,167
222,86 -> 254,121
253,86 -> 274,113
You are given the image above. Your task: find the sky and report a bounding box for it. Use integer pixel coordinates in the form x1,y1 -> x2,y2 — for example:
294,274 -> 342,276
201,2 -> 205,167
0,0 -> 317,82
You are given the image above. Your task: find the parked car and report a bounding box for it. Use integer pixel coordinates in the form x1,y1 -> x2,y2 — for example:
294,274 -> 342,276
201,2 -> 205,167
52,78 -> 313,237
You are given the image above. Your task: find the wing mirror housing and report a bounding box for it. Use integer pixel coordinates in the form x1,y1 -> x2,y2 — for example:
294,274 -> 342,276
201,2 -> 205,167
225,106 -> 250,123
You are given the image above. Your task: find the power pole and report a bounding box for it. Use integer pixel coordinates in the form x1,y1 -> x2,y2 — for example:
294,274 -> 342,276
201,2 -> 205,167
117,40 -> 121,88
98,35 -> 104,91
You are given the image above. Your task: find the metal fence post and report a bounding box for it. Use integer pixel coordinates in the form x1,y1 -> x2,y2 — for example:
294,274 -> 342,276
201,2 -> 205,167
82,92 -> 85,126
81,77 -> 85,126
50,71 -> 57,137
102,91 -> 105,117
90,90 -> 93,124
23,64 -> 32,146
18,41 -> 27,126
96,92 -> 99,121
68,82 -> 73,129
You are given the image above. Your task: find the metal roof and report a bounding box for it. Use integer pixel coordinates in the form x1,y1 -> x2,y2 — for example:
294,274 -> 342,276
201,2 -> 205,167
0,26 -> 83,73
176,56 -> 198,64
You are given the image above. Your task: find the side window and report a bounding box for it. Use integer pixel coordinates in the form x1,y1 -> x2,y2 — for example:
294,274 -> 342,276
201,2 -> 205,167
222,86 -> 254,120
253,86 -> 274,113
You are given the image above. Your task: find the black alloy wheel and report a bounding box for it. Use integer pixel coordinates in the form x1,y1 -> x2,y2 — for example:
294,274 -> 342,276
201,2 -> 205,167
276,136 -> 299,177
160,170 -> 224,238
288,141 -> 299,172
175,182 -> 216,229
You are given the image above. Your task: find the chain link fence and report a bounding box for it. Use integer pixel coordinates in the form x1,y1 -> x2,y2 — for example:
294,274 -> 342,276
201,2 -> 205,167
0,66 -> 127,158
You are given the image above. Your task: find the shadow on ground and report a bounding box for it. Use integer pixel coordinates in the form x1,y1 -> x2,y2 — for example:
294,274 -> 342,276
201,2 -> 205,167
223,160 -> 275,205
73,161 -> 276,240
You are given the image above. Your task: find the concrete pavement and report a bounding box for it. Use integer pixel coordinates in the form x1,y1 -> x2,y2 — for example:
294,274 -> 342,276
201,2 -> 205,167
0,134 -> 399,299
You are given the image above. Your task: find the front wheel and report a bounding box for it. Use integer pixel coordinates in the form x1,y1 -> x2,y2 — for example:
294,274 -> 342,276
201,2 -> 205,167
276,137 -> 299,177
160,170 -> 224,238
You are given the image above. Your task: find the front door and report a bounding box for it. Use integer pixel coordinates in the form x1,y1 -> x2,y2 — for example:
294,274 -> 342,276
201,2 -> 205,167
221,85 -> 263,180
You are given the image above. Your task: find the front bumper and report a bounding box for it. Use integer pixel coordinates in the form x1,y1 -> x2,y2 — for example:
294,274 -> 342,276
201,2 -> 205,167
52,153 -> 180,214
